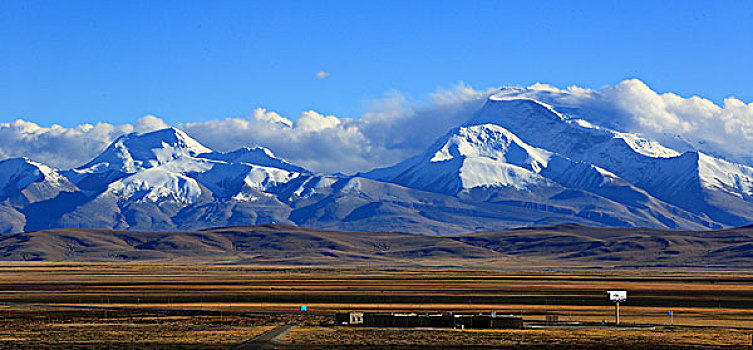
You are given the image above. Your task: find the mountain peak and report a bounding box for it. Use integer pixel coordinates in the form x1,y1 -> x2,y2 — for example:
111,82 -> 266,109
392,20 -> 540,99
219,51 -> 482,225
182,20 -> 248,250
470,97 -> 567,129
0,157 -> 67,189
199,146 -> 308,173
365,124 -> 555,194
76,127 -> 211,174
0,157 -> 77,203
430,124 -> 551,170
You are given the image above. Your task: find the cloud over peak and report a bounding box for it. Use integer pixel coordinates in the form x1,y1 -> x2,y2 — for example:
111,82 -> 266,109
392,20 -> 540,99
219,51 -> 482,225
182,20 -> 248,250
1,79 -> 751,173
0,116 -> 170,169
519,79 -> 753,163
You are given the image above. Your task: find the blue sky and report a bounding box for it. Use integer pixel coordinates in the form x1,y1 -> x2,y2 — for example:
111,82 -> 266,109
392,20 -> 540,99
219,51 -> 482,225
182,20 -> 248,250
1,0 -> 751,126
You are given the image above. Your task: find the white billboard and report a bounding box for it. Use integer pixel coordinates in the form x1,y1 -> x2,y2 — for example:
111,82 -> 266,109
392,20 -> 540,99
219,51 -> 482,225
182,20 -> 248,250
607,290 -> 627,302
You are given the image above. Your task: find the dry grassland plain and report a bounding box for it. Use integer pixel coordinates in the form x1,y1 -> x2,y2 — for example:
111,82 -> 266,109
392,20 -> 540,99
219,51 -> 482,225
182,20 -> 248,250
0,263 -> 752,349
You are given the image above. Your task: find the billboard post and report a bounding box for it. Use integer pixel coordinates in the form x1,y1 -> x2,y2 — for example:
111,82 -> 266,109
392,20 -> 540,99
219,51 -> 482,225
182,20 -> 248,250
607,291 -> 627,324
616,301 -> 620,324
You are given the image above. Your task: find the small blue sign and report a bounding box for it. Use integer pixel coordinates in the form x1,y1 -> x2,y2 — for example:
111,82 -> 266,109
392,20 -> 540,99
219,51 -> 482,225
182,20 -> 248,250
668,311 -> 672,315
301,305 -> 307,312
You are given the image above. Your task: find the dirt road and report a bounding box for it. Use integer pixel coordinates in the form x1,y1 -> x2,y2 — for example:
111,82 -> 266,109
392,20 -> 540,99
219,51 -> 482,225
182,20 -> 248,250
234,325 -> 295,350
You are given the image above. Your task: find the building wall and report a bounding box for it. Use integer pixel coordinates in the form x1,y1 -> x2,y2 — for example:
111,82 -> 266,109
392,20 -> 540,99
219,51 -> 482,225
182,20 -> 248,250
354,312 -> 523,329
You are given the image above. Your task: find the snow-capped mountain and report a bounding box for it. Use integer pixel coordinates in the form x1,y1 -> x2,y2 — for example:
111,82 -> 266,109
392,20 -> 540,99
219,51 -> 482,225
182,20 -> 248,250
0,157 -> 77,204
199,146 -> 308,173
65,128 -> 212,191
366,124 -> 555,194
364,124 -> 713,229
3,87 -> 753,234
363,123 -> 660,197
0,158 -> 79,233
81,127 -> 212,173
462,94 -> 753,227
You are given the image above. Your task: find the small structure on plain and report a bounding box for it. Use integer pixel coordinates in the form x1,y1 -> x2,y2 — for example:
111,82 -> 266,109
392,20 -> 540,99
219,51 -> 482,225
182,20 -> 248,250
335,311 -> 523,329
607,290 -> 627,324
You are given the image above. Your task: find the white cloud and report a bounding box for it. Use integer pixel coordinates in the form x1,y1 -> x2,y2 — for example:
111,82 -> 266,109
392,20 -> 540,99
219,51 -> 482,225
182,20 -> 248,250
133,114 -> 171,133
430,82 -> 492,105
523,79 -> 753,163
179,84 -> 492,174
316,70 -> 329,79
250,108 -> 293,128
0,115 -> 178,169
525,82 -> 564,94
0,121 -> 111,169
181,109 -> 373,174
1,79 -> 751,174
296,111 -> 342,132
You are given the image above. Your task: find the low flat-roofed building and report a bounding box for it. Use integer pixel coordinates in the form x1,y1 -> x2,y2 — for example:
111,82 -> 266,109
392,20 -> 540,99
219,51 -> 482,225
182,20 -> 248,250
335,311 -> 364,325
341,312 -> 522,329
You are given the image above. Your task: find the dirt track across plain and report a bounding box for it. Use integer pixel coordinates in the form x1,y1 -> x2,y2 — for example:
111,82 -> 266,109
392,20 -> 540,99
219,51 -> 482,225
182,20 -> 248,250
234,325 -> 295,350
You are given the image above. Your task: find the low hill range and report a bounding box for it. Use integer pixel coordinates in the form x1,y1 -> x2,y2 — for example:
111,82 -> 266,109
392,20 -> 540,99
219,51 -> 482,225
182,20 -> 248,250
2,224 -> 753,269
3,87 -> 753,234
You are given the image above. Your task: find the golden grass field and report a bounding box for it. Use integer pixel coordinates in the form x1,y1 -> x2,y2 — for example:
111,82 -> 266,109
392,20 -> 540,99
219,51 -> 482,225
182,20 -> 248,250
0,307 -> 274,349
287,326 -> 753,349
1,263 -> 752,348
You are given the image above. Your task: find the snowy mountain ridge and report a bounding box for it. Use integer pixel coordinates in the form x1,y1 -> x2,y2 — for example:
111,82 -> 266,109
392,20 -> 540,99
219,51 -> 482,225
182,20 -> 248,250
0,157 -> 72,192
3,89 -> 753,234
78,128 -> 211,174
